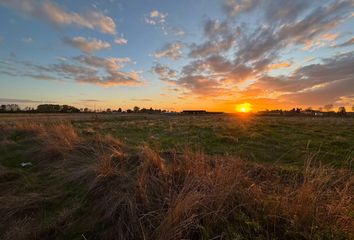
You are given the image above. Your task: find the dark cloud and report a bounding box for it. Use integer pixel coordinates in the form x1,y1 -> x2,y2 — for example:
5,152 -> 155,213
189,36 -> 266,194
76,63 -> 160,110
189,36 -> 235,58
152,64 -> 177,81
250,52 -> 354,105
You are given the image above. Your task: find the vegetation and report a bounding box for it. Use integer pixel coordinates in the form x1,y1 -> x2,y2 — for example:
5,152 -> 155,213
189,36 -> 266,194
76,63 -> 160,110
0,115 -> 353,239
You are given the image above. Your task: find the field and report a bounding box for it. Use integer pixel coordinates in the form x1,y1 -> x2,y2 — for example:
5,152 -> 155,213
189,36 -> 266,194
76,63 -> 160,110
0,114 -> 353,239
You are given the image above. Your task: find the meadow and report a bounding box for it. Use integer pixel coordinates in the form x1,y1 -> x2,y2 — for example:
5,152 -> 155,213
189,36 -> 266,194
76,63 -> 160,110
0,113 -> 353,239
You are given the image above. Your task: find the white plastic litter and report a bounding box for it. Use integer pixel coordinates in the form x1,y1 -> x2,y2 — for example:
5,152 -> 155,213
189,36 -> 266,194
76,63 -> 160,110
20,162 -> 32,167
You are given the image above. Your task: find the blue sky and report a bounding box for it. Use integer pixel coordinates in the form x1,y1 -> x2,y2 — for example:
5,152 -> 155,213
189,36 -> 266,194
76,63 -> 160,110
0,0 -> 353,112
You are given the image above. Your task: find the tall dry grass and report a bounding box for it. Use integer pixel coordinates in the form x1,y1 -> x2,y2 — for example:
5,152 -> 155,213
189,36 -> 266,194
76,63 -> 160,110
0,122 -> 353,240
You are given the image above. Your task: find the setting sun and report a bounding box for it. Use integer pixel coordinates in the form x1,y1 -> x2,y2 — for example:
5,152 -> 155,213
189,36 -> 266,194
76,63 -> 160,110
236,103 -> 252,113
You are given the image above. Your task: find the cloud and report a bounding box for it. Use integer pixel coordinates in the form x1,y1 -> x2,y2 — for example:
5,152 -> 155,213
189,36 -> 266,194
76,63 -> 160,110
223,0 -> 260,17
153,42 -> 184,60
145,10 -> 167,25
335,37 -> 354,47
248,52 -> 354,105
21,37 -> 33,43
70,55 -> 141,86
0,54 -> 142,87
80,99 -> 103,102
173,28 -> 185,36
152,64 -> 177,80
166,0 -> 353,103
145,10 -> 169,34
189,36 -> 235,58
114,37 -> 128,45
303,33 -> 339,50
0,0 -> 116,34
0,98 -> 45,103
63,37 -> 111,54
131,98 -> 152,102
268,61 -> 292,69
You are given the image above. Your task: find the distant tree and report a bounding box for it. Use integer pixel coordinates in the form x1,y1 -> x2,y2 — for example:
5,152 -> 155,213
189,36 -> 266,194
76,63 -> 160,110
133,106 -> 140,112
127,109 -> 132,113
324,104 -> 333,112
0,105 -> 6,112
352,105 -> 354,112
61,105 -> 80,113
106,108 -> 111,113
37,104 -> 60,113
3,104 -> 21,112
84,108 -> 89,112
117,108 -> 122,113
338,106 -> 346,115
37,104 -> 79,113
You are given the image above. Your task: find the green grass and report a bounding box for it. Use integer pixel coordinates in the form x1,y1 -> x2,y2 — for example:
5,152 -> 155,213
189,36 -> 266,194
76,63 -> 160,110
74,115 -> 354,168
0,115 -> 353,239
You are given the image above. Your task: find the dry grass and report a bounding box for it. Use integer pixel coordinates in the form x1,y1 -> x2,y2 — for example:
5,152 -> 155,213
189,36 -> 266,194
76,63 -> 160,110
0,122 -> 353,239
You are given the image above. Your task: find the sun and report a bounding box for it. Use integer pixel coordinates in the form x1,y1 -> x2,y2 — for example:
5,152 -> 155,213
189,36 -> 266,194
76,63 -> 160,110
235,103 -> 252,113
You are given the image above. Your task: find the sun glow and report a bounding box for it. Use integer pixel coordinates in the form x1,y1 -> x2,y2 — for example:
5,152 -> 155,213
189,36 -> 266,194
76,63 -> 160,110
235,103 -> 252,113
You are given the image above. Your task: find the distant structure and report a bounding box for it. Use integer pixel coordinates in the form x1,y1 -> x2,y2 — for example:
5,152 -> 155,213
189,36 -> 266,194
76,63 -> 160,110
182,110 -> 223,115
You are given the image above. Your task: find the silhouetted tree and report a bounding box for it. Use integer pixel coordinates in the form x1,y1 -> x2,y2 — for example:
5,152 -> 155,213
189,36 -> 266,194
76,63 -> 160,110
133,106 -> 140,112
37,104 -> 79,113
338,106 -> 346,115
324,104 -> 333,112
117,108 -> 122,113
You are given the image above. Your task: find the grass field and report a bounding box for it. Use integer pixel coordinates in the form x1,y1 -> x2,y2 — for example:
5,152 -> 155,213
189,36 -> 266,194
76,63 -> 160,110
0,114 -> 353,239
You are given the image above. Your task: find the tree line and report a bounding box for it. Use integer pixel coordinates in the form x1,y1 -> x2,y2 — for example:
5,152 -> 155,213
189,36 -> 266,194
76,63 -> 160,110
260,105 -> 354,116
0,104 -> 173,114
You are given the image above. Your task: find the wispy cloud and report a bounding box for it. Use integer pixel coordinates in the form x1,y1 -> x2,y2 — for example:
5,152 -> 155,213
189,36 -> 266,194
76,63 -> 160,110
63,37 -> 111,54
0,0 -> 117,34
0,98 -> 52,103
153,42 -> 184,60
80,99 -> 103,102
21,37 -> 33,43
335,37 -> 354,48
0,55 -> 143,87
131,98 -> 152,102
114,37 -> 128,45
145,10 -> 168,34
145,10 -> 167,25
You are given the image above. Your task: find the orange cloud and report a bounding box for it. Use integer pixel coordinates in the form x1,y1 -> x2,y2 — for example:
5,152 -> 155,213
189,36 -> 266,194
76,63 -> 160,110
269,61 -> 291,69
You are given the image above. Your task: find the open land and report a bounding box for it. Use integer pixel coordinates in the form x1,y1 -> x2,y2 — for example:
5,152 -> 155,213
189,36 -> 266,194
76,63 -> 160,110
0,114 -> 353,239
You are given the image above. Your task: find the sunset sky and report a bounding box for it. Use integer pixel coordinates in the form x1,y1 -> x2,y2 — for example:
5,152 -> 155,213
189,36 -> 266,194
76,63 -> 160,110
0,0 -> 353,112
